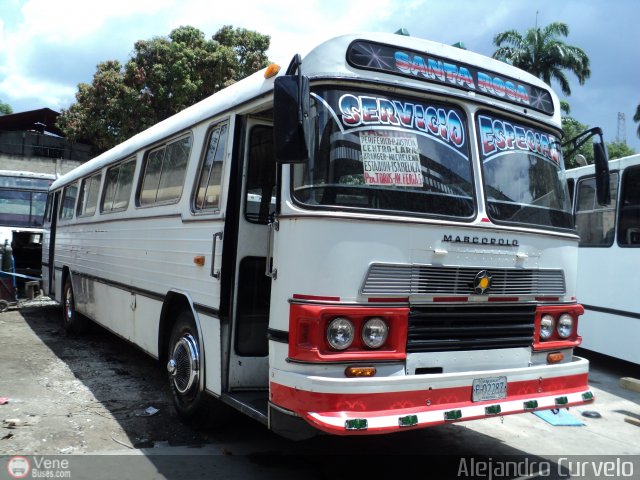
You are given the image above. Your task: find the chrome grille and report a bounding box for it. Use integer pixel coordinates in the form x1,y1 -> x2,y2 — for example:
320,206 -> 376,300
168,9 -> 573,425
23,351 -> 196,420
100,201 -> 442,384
362,264 -> 565,296
407,304 -> 536,352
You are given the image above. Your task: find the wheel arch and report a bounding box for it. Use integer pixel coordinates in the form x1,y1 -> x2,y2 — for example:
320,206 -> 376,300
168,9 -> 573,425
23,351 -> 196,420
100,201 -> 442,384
158,290 -> 206,392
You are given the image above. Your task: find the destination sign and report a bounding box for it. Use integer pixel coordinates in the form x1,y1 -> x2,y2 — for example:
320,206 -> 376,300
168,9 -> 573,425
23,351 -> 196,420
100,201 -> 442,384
346,40 -> 554,116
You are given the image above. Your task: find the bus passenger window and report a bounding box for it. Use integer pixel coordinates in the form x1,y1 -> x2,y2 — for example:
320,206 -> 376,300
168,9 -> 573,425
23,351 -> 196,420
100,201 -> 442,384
102,158 -> 136,213
77,173 -> 102,217
574,173 -> 618,247
194,123 -> 228,211
618,166 -> 640,246
60,184 -> 78,220
245,125 -> 275,224
140,135 -> 192,205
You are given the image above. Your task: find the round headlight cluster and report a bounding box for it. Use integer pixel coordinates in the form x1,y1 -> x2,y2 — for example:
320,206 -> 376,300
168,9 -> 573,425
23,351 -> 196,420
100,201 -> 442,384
557,313 -> 574,339
540,314 -> 555,340
326,317 -> 355,350
326,316 -> 389,350
539,312 -> 575,341
361,317 -> 389,348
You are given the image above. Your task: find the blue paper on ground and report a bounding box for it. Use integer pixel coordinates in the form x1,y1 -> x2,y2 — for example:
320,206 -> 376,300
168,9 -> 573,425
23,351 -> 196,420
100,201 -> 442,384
533,409 -> 585,426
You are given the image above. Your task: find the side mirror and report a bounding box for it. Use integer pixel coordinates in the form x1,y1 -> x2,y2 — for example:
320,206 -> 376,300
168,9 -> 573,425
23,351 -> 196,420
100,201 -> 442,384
593,142 -> 610,205
273,75 -> 310,163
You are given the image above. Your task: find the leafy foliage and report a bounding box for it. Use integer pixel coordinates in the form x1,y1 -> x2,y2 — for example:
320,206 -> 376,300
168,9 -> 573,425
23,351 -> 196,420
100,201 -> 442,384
492,22 -> 590,96
607,141 -> 636,160
635,103 -> 640,139
561,114 -> 593,169
57,25 -> 270,151
0,99 -> 12,115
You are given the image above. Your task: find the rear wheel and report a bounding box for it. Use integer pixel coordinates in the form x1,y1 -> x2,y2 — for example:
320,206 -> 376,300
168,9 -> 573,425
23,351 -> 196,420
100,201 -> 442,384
62,277 -> 87,334
167,310 -> 230,426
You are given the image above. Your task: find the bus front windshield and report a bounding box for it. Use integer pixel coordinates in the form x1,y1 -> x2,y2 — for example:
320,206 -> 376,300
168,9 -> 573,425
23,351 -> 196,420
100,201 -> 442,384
477,113 -> 572,230
292,88 -> 475,218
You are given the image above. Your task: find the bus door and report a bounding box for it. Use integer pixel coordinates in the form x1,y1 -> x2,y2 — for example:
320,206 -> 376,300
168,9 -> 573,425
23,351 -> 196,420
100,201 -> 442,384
227,119 -> 275,390
47,191 -> 59,296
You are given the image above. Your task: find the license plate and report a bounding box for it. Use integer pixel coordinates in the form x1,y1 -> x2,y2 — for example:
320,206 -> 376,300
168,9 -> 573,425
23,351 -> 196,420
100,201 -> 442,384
472,376 -> 507,402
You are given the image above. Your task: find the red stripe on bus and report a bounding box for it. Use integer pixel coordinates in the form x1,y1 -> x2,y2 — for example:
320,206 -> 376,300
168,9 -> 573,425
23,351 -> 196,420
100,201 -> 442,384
292,294 -> 341,302
488,297 -> 519,302
368,297 -> 409,303
433,296 -> 468,302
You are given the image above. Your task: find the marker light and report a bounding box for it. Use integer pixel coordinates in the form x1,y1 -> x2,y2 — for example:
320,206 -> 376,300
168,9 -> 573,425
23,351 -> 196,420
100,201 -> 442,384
540,314 -> 555,340
547,352 -> 565,364
326,317 -> 354,350
557,313 -> 574,338
361,317 -> 389,349
264,63 -> 281,78
345,366 -> 377,378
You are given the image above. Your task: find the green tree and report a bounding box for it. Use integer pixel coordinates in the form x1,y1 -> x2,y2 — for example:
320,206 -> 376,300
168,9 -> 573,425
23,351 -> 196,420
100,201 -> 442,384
0,99 -> 12,115
561,114 -> 593,169
635,103 -> 640,139
606,141 -> 636,160
57,25 -> 270,151
492,22 -> 590,96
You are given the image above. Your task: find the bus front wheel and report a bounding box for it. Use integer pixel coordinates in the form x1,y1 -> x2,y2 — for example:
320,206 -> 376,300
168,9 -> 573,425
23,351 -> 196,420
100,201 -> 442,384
62,277 -> 87,334
167,311 -> 210,422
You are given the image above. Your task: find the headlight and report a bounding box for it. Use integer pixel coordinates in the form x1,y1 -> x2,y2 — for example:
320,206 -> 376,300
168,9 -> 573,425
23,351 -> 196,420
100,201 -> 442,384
557,313 -> 574,338
326,317 -> 354,350
361,317 -> 389,349
540,314 -> 555,340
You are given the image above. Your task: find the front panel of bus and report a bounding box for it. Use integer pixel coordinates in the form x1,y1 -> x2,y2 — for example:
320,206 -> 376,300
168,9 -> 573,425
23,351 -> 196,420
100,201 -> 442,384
266,73 -> 592,435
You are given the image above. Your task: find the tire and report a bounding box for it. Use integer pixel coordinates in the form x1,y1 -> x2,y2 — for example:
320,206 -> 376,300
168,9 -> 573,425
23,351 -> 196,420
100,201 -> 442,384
167,310 -> 230,427
62,277 -> 87,334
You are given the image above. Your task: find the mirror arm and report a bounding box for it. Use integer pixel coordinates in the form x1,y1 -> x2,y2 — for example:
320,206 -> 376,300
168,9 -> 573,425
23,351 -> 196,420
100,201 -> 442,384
562,127 -> 604,160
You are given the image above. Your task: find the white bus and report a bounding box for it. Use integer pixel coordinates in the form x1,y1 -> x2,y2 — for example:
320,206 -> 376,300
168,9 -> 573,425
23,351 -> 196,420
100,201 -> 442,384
0,169 -> 55,300
43,32 -> 606,438
566,154 -> 640,365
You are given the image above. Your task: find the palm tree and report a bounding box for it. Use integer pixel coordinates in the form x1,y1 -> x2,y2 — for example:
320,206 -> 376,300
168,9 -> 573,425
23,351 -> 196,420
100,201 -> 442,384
492,22 -> 590,96
634,103 -> 640,139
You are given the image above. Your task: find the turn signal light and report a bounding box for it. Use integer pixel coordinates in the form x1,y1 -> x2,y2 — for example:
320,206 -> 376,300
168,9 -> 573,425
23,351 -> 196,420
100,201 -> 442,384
547,352 -> 565,364
345,366 -> 377,378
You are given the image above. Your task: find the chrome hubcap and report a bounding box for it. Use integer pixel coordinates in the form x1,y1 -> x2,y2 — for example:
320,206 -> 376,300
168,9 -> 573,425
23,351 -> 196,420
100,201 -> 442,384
65,288 -> 72,321
168,334 -> 199,394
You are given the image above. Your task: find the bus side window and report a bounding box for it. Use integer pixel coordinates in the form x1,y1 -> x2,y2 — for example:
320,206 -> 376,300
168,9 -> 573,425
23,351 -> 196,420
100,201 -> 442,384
617,166 -> 640,246
43,193 -> 53,225
102,158 -> 136,213
194,122 -> 228,211
575,173 -> 618,247
77,173 -> 102,217
60,184 -> 78,220
139,135 -> 192,206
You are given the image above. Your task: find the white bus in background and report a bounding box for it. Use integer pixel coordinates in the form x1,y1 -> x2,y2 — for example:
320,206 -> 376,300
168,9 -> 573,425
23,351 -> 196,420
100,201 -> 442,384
566,154 -> 640,365
0,170 -> 55,299
43,32 -> 607,439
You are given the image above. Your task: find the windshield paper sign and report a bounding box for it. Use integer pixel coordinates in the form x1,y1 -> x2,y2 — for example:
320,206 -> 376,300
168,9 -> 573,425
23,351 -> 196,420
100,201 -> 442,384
478,114 -> 561,164
347,40 -> 554,115
360,131 -> 424,186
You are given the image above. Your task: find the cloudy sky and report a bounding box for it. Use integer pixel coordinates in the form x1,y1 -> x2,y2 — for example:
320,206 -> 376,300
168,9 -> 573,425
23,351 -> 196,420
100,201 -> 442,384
0,0 -> 638,151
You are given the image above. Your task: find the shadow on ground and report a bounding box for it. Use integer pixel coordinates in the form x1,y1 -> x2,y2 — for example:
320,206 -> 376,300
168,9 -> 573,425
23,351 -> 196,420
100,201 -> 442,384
13,303 -> 585,479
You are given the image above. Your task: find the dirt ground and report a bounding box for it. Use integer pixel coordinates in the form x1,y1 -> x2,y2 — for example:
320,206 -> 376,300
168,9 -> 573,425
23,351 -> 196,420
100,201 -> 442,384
0,298 -> 216,455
